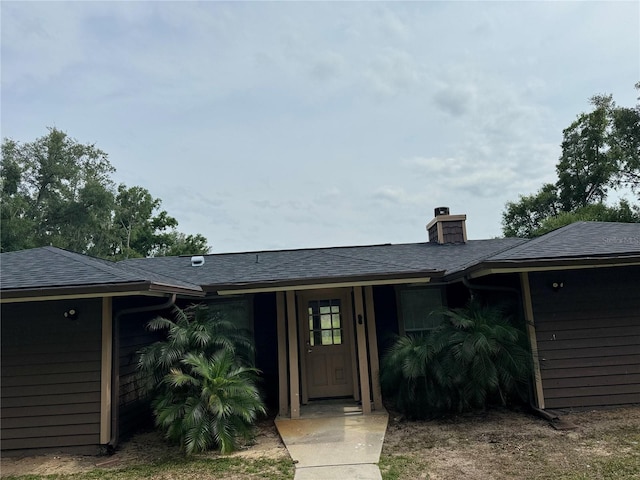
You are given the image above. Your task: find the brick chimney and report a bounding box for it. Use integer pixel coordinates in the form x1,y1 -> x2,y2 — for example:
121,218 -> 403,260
427,207 -> 467,244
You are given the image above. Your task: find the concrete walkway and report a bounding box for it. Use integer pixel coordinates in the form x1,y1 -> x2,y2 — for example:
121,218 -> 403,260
275,402 -> 388,480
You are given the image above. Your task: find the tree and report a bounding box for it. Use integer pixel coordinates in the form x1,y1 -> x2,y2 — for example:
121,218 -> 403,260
535,200 -> 638,237
610,83 -> 640,191
1,128 -> 115,254
112,185 -> 180,259
156,232 -> 211,257
502,85 -> 640,238
502,184 -> 562,238
137,304 -> 265,454
555,95 -> 618,210
1,128 -> 211,257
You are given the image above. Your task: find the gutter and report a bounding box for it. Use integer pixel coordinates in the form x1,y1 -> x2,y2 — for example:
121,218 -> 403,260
211,271 -> 443,295
108,294 -> 177,452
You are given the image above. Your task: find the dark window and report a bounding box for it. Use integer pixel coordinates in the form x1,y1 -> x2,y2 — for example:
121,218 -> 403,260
398,286 -> 445,333
207,297 -> 253,332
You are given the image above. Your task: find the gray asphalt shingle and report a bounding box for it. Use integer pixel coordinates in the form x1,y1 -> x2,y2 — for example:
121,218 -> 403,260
0,246 -> 202,292
3,222 -> 638,294
120,238 -> 527,288
490,222 -> 640,261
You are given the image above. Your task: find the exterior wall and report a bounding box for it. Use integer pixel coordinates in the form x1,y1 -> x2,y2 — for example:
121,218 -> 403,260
1,299 -> 103,454
253,293 -> 279,410
372,285 -> 399,358
530,266 -> 640,408
117,310 -> 163,440
441,221 -> 465,244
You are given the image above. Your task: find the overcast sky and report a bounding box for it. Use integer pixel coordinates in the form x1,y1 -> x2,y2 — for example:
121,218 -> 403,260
2,1 -> 639,253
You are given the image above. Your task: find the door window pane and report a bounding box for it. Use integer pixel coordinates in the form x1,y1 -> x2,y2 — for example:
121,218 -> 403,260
308,299 -> 343,345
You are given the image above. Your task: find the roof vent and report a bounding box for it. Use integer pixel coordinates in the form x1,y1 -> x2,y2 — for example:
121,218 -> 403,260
191,255 -> 205,267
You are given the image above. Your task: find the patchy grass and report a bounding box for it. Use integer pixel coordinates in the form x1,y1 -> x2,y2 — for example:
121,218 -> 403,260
380,405 -> 640,480
1,457 -> 294,480
379,455 -> 423,480
3,406 -> 639,480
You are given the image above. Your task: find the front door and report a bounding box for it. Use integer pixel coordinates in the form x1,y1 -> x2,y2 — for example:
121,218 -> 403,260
299,290 -> 355,399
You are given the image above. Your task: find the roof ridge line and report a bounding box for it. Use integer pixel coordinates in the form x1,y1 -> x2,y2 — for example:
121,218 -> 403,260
324,248 -> 425,271
175,243 -> 396,258
221,250 -> 325,284
45,246 -> 138,282
498,222 -> 583,255
484,237 -> 531,261
117,261 -> 202,290
449,238 -> 529,273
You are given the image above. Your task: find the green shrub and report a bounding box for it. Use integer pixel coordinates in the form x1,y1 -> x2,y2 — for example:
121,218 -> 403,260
138,304 -> 266,454
381,299 -> 531,418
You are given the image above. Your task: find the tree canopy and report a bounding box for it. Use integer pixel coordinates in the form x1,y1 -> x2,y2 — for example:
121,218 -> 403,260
1,128 -> 211,258
502,84 -> 640,238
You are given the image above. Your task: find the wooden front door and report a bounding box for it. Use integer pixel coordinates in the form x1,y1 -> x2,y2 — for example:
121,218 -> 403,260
299,290 -> 355,400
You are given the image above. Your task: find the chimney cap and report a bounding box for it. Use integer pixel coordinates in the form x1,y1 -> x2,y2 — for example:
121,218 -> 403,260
434,206 -> 450,217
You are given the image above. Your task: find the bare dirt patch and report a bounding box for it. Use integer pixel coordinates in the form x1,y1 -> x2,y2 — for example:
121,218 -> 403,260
381,405 -> 640,479
0,418 -> 290,478
2,406 -> 639,479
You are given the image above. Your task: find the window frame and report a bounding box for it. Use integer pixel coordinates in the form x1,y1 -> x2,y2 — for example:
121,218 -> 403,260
204,295 -> 254,333
396,285 -> 447,335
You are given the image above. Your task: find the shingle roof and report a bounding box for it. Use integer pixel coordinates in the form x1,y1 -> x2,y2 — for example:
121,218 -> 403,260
489,222 -> 640,261
120,238 -> 527,289
3,222 -> 637,297
0,246 -> 202,295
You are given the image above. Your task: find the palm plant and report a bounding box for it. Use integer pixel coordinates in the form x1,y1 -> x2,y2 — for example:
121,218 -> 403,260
154,350 -> 265,454
435,299 -> 531,411
380,332 -> 457,418
381,298 -> 531,418
138,304 -> 265,454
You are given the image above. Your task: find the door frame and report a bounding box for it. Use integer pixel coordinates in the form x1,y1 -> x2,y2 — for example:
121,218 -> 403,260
297,288 -> 358,404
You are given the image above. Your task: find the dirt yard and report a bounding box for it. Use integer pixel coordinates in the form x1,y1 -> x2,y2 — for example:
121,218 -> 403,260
2,405 -> 639,479
381,405 -> 640,479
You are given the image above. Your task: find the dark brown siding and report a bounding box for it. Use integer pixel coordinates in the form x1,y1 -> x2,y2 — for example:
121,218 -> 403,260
428,225 -> 438,243
118,312 -> 162,439
530,266 -> 640,409
428,220 -> 465,244
441,221 -> 465,244
1,299 -> 103,453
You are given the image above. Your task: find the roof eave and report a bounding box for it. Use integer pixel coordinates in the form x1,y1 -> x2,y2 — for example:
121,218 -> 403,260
446,254 -> 640,281
208,270 -> 444,295
1,281 -> 204,303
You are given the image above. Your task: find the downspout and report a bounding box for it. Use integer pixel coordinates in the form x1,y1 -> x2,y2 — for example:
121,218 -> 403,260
108,293 -> 177,452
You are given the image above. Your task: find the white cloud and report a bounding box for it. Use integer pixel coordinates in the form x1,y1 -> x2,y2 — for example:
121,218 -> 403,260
2,1 -> 637,252
403,157 -> 464,175
433,84 -> 477,117
378,8 -> 410,41
308,51 -> 346,82
372,186 -> 408,204
363,48 -> 424,97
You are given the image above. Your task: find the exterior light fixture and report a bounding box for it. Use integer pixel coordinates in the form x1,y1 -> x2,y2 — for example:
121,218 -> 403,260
64,308 -> 79,320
